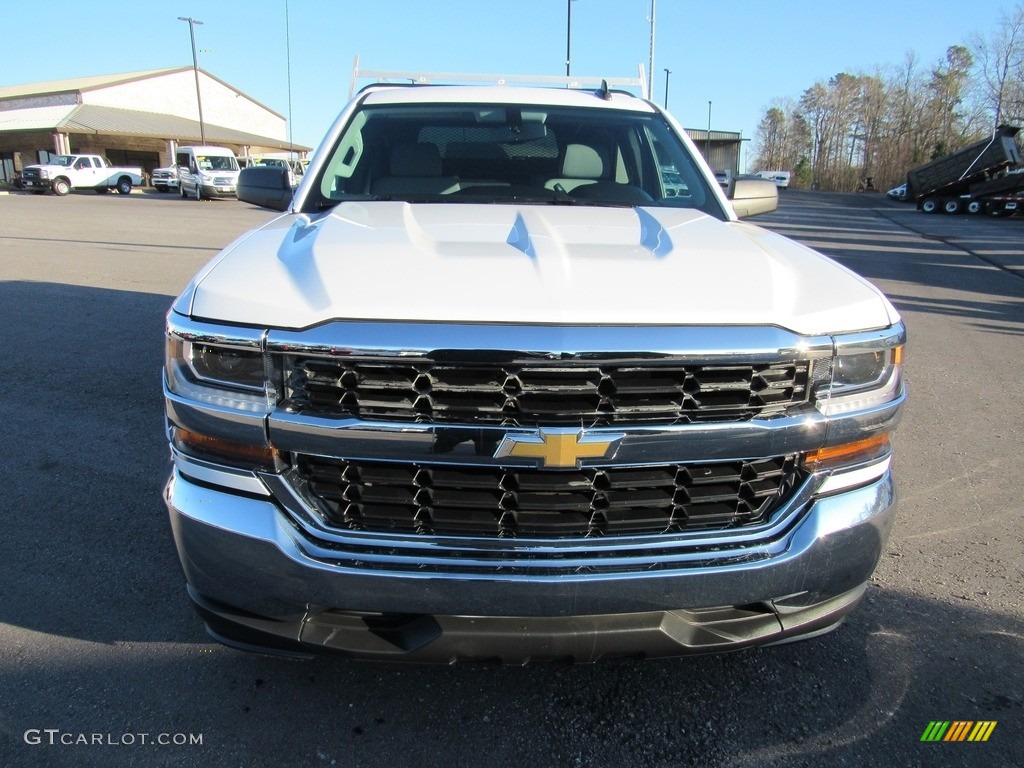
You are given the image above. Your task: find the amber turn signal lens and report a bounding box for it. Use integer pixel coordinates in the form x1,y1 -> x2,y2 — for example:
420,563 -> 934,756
803,433 -> 891,468
175,428 -> 279,466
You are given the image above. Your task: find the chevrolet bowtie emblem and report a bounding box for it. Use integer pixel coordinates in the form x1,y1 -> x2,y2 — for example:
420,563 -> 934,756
494,429 -> 623,468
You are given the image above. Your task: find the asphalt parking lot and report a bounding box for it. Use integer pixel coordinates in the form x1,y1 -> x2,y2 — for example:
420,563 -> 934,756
0,189 -> 1021,767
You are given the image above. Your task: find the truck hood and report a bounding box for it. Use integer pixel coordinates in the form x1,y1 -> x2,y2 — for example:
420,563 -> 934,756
185,203 -> 899,335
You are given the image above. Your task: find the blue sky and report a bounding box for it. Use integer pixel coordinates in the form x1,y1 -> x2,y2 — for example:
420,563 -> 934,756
1,0 -> 1015,168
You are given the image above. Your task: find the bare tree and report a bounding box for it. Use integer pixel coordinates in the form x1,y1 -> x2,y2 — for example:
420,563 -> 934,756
971,3 -> 1024,125
755,106 -> 787,171
857,73 -> 888,182
926,45 -> 976,157
753,99 -> 810,179
749,11 -> 1023,192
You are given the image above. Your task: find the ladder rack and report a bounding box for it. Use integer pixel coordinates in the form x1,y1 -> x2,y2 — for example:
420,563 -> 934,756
349,57 -> 649,99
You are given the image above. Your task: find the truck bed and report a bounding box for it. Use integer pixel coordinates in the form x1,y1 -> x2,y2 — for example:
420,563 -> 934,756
906,125 -> 1022,200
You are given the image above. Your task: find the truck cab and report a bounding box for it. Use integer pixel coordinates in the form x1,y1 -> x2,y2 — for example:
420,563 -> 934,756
20,154 -> 142,195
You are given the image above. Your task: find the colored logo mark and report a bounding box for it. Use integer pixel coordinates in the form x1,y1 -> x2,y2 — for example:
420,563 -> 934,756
920,721 -> 997,742
494,429 -> 622,468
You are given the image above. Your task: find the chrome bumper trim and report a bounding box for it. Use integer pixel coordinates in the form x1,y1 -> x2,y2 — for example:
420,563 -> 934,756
171,448 -> 270,497
164,380 -> 267,446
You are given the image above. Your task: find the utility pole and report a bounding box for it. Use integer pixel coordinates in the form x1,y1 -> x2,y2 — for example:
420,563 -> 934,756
647,0 -> 656,98
285,0 -> 294,156
178,16 -> 207,145
663,68 -> 671,109
706,100 -> 712,162
566,0 -> 571,76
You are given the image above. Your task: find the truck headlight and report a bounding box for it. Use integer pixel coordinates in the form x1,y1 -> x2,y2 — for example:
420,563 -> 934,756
165,336 -> 271,413
816,338 -> 904,416
188,342 -> 265,389
39,169 -> 50,179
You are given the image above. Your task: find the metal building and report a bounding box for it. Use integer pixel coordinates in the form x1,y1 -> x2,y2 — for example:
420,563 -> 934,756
0,67 -> 309,185
685,128 -> 744,176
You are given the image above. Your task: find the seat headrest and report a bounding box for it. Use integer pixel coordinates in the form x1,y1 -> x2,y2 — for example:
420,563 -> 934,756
561,144 -> 605,179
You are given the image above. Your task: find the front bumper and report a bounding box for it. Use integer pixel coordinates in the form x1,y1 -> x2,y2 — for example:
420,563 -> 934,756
200,183 -> 236,198
165,463 -> 896,662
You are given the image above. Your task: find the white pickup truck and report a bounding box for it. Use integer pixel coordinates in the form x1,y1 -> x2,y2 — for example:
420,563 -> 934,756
164,77 -> 906,662
20,154 -> 144,196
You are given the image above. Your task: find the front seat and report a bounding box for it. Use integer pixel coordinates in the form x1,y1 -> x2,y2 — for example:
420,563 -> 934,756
544,144 -> 608,192
371,142 -> 458,196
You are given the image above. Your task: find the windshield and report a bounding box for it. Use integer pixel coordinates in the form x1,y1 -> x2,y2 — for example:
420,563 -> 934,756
306,101 -> 724,217
197,155 -> 239,172
50,155 -> 75,167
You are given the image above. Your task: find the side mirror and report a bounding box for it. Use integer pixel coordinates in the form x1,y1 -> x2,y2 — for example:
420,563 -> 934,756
730,178 -> 778,218
237,166 -> 292,211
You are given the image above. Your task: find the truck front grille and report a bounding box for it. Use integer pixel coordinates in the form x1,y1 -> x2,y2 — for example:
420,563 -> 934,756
283,357 -> 811,427
295,455 -> 801,538
23,168 -> 41,181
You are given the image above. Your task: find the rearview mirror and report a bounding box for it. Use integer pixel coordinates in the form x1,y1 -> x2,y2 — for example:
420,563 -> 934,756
237,166 -> 292,211
730,178 -> 778,218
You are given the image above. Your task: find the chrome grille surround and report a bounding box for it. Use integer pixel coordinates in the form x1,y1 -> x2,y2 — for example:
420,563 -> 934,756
256,323 -> 835,540
166,314 -> 906,577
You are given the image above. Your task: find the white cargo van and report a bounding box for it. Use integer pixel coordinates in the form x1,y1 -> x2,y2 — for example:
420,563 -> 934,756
176,146 -> 240,200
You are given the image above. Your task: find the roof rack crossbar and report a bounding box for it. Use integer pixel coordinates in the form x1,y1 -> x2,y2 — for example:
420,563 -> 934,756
349,58 -> 648,99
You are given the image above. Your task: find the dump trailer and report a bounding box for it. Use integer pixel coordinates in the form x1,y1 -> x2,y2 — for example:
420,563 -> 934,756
906,125 -> 1024,215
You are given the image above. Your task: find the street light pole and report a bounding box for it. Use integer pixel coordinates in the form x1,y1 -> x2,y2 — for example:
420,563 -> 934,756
565,0 -> 574,77
647,0 -> 656,98
178,16 -> 207,145
663,68 -> 671,109
706,100 -> 712,162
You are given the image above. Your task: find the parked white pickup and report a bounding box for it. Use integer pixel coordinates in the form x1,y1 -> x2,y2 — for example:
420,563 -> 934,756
21,154 -> 144,196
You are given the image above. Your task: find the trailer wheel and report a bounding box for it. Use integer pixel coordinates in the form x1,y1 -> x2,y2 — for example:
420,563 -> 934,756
921,197 -> 939,213
967,200 -> 984,215
943,199 -> 961,214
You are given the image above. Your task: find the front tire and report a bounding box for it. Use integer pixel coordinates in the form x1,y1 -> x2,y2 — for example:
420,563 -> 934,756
52,178 -> 70,196
194,183 -> 203,201
116,178 -> 132,195
920,197 -> 939,214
